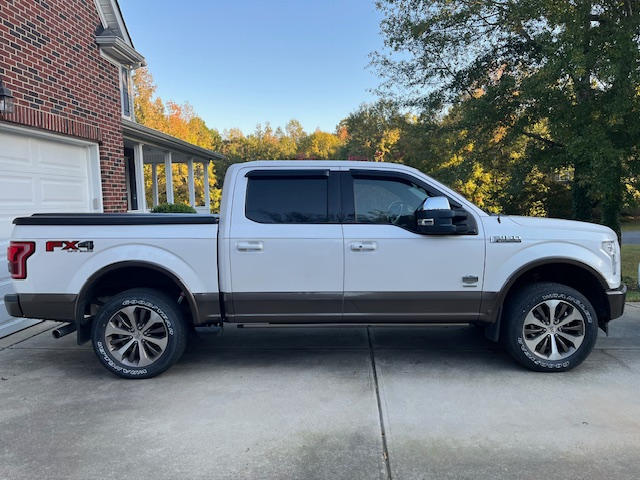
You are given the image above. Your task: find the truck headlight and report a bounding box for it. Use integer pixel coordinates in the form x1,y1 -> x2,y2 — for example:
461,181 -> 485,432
602,240 -> 617,275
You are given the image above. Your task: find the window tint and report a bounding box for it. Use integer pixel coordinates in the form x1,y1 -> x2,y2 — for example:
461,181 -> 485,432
353,177 -> 428,229
246,176 -> 329,223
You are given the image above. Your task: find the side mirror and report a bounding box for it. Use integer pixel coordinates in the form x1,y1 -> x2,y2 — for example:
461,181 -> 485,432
416,196 -> 473,235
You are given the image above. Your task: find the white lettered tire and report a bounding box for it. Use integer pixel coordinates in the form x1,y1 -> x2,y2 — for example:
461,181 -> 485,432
503,282 -> 598,372
91,288 -> 187,379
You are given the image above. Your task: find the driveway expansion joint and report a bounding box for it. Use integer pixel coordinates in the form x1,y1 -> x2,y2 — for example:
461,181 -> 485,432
367,326 -> 393,480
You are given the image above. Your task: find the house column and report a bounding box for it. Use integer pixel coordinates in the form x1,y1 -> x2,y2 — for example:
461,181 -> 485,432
164,151 -> 174,204
203,159 -> 210,211
133,143 -> 147,211
187,157 -> 196,207
151,163 -> 159,207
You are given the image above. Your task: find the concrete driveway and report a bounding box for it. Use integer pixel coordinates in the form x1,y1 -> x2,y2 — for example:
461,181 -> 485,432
1,308 -> 640,480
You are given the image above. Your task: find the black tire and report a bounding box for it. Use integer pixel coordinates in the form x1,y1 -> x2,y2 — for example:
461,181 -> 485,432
503,282 -> 598,372
91,288 -> 187,379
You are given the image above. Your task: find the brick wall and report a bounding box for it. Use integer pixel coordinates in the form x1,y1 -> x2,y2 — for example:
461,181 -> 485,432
0,0 -> 128,212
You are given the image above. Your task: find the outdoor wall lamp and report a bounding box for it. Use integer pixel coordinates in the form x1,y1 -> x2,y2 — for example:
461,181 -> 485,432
0,77 -> 15,114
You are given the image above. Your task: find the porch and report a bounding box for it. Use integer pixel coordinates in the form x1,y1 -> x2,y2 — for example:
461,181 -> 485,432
122,119 -> 224,212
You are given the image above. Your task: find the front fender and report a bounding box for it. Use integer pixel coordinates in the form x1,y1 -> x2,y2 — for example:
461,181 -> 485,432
485,240 -> 612,294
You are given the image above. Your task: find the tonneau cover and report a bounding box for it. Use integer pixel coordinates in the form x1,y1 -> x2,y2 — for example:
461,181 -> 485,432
13,213 -> 220,225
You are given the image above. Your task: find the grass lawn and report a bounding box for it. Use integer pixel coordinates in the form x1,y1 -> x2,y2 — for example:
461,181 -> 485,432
622,244 -> 640,301
621,218 -> 640,231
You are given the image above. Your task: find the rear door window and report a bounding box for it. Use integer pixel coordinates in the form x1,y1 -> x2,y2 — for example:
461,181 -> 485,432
245,175 -> 329,224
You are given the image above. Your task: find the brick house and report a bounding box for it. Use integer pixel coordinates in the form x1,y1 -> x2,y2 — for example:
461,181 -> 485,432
0,0 -> 223,335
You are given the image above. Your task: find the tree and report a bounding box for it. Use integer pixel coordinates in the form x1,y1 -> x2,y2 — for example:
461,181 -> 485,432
216,120 -> 343,162
133,67 -> 167,131
133,68 -> 223,211
338,100 -> 406,162
373,0 -> 640,233
298,130 -> 344,159
285,119 -> 306,145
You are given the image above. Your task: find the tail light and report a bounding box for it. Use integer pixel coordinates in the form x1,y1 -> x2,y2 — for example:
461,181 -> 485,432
7,241 -> 35,280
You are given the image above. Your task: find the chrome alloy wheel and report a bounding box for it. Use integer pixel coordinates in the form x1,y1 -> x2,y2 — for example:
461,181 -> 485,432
104,306 -> 169,367
522,299 -> 586,361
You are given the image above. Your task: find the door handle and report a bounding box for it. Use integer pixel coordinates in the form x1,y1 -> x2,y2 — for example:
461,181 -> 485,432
237,241 -> 264,252
350,241 -> 377,252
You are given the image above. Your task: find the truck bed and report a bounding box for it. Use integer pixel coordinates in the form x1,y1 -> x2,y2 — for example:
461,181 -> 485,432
7,213 -> 221,335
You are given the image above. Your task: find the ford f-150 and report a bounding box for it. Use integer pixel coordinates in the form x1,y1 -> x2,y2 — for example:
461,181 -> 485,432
5,161 -> 626,378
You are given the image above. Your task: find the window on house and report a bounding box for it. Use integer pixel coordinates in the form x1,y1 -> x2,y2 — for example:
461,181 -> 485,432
123,148 -> 138,210
121,66 -> 132,118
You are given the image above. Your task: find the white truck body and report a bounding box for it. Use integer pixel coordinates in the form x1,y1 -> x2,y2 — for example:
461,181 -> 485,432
5,161 -> 626,376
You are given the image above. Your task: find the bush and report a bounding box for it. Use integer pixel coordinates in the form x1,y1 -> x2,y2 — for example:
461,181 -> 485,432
150,202 -> 197,214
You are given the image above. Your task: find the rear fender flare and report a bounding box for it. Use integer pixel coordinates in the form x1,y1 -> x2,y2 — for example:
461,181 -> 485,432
74,260 -> 199,344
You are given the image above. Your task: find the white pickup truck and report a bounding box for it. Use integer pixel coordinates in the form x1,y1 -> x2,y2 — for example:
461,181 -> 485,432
5,161 -> 626,378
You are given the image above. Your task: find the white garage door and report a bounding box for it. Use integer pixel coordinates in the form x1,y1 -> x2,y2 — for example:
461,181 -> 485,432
0,125 -> 102,337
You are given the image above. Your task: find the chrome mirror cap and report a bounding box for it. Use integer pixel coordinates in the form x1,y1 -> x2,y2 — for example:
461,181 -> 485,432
421,196 -> 451,211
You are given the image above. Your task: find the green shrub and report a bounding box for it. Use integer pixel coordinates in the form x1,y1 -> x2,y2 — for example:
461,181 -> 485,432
150,202 -> 197,214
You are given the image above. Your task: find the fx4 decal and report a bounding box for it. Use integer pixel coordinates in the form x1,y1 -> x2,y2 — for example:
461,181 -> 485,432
46,240 -> 94,252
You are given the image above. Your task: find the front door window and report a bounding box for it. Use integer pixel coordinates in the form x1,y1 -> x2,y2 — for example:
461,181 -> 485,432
353,177 -> 428,230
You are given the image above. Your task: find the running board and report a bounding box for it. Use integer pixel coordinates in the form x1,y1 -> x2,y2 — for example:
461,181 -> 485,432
235,322 -> 472,328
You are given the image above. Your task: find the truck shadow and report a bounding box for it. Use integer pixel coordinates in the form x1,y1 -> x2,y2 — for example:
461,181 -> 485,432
177,324 -> 520,373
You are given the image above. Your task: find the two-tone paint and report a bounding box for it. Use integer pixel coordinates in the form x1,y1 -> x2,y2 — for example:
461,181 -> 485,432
5,161 -> 625,343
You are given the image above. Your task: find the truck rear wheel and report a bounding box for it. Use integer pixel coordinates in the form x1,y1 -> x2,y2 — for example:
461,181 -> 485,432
503,282 -> 598,372
91,288 -> 187,379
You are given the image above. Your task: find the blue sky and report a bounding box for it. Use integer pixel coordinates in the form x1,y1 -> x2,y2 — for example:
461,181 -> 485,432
119,0 -> 384,135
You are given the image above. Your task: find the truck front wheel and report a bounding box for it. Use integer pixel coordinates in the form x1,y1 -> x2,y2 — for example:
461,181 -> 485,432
91,288 -> 187,379
503,282 -> 598,372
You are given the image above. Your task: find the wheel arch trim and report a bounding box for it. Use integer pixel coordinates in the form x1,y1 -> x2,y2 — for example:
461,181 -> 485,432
74,260 -> 200,344
483,257 -> 610,342
500,257 -> 608,300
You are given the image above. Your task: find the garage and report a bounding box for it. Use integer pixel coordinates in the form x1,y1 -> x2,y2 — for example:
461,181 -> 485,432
0,124 -> 102,337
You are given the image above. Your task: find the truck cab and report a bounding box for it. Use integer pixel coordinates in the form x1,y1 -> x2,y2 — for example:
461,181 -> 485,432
219,162 -> 485,324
